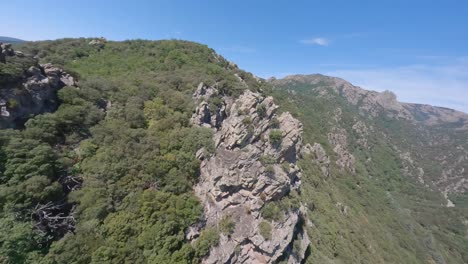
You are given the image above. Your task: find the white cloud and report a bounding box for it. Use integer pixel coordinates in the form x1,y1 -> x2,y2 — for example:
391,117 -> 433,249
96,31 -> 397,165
325,58 -> 468,113
300,37 -> 330,46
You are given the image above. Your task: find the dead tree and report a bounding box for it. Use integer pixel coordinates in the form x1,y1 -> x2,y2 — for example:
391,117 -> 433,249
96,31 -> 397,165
31,202 -> 76,243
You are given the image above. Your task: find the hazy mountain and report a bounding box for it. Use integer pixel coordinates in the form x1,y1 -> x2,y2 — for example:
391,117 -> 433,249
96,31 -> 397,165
0,36 -> 25,43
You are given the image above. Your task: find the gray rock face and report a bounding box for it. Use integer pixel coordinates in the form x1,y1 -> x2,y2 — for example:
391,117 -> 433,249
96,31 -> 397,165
190,83 -> 227,129
302,143 -> 330,177
0,58 -> 76,128
191,89 -> 309,263
1,42 -> 15,57
328,128 -> 355,172
352,120 -> 371,149
0,42 -> 13,62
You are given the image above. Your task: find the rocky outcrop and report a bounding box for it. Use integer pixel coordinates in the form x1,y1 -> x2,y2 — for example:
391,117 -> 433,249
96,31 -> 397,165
88,37 -> 107,48
301,143 -> 330,177
395,146 -> 426,185
1,42 -> 14,62
328,128 -> 355,172
352,120 -> 371,149
0,44 -> 76,128
191,84 -> 309,263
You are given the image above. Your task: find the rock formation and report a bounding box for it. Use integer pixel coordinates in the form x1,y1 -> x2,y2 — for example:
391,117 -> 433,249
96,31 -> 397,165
301,143 -> 330,177
0,43 -> 76,128
191,83 -> 309,263
328,129 -> 356,173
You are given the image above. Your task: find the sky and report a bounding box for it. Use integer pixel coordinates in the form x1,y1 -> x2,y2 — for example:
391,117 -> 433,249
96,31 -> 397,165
2,0 -> 468,112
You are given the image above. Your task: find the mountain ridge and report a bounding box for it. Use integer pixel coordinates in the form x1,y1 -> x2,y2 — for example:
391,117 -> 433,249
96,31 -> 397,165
0,36 -> 25,43
271,73 -> 468,129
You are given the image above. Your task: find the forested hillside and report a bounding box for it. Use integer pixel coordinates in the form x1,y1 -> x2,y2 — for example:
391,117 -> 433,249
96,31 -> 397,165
271,75 -> 468,263
1,38 -> 265,263
0,39 -> 466,263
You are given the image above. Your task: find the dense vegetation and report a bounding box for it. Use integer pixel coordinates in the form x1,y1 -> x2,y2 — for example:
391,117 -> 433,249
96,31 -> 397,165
0,38 -> 466,264
1,38 -> 264,263
271,81 -> 468,264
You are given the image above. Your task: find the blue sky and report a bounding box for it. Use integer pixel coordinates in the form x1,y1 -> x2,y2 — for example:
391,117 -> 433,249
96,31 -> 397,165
3,0 -> 468,112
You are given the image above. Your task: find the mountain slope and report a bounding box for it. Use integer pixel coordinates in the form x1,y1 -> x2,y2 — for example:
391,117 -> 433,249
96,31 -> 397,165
0,39 -> 466,263
272,74 -> 468,195
270,74 -> 468,263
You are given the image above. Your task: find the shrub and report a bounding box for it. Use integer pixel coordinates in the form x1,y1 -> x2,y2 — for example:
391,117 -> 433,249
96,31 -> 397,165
269,129 -> 283,145
265,165 -> 275,175
269,117 -> 280,128
219,216 -> 235,235
242,116 -> 252,125
260,155 -> 276,165
257,103 -> 267,118
193,228 -> 219,258
293,239 -> 303,255
259,221 -> 272,240
261,202 -> 284,222
7,99 -> 19,109
237,108 -> 248,116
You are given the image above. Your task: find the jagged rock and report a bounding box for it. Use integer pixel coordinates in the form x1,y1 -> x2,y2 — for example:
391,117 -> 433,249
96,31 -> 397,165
234,73 -> 247,86
191,84 -> 228,129
14,50 -> 24,57
1,42 -> 14,56
41,63 -> 76,87
228,61 -> 238,69
0,99 -> 9,117
287,226 -> 311,264
88,37 -> 106,47
193,82 -> 218,100
28,66 -> 42,76
302,143 -> 330,177
88,39 -> 101,45
191,89 -> 309,263
1,42 -> 12,49
0,42 -> 14,62
1,60 -> 76,128
352,120 -> 371,149
333,145 -> 355,172
328,128 -> 355,172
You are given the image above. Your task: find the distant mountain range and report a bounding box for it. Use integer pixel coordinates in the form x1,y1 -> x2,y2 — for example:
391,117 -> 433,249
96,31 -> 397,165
0,36 -> 25,43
